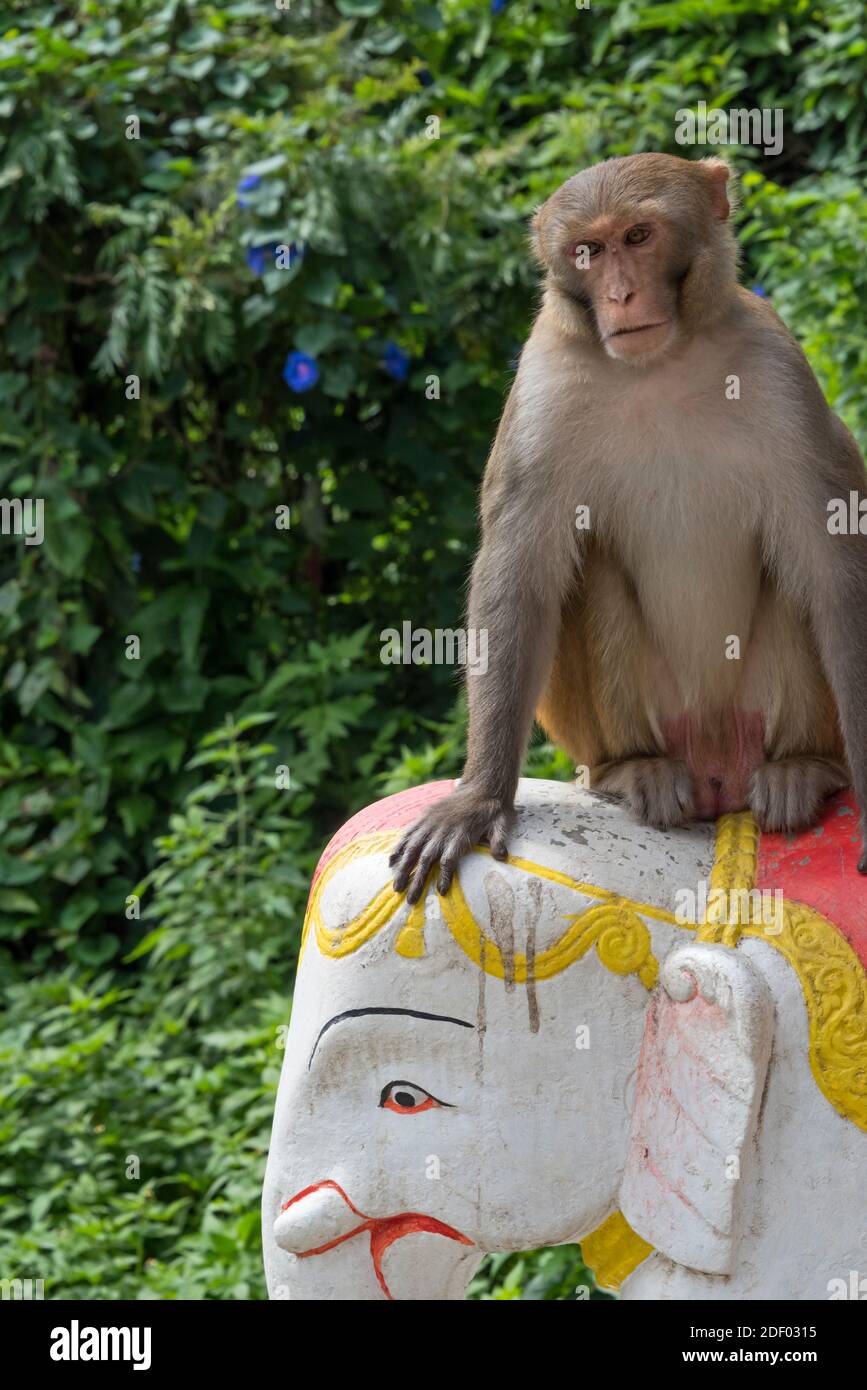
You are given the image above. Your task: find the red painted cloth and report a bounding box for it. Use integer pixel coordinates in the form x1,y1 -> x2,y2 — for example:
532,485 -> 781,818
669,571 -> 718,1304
755,790 -> 867,970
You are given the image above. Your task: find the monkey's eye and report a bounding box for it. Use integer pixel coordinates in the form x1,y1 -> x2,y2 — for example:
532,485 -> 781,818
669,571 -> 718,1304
380,1081 -> 445,1114
572,241 -> 603,262
624,225 -> 651,245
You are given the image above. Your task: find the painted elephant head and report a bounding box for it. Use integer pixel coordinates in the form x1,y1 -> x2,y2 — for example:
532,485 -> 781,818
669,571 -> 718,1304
263,779 -> 867,1300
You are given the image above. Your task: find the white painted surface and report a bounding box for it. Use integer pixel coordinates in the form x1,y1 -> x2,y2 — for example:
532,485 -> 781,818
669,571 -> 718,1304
262,779 -> 866,1300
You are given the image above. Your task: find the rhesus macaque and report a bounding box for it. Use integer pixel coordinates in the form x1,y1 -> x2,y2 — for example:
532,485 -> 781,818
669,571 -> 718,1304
391,153 -> 867,904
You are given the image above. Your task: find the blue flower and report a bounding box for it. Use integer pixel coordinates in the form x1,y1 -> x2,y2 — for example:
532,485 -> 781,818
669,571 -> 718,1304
490,0 -> 507,13
237,173 -> 261,208
416,67 -> 434,87
246,243 -> 280,276
283,351 -> 319,393
382,341 -> 410,381
131,553 -> 142,574
752,284 -> 768,298
248,242 -> 304,274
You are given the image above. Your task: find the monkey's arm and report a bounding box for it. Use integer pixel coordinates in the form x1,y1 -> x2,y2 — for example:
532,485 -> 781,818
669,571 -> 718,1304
767,404 -> 867,869
810,425 -> 867,871
390,397 -> 578,903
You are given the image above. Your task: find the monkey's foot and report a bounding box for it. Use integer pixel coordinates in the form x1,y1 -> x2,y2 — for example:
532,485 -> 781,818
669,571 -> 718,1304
593,757 -> 695,830
748,758 -> 849,834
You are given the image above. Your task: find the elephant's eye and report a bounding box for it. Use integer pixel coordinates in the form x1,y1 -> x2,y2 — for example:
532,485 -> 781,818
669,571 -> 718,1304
379,1080 -> 446,1114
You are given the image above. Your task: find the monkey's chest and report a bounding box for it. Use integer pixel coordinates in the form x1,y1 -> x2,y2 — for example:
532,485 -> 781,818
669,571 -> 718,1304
598,479 -> 762,658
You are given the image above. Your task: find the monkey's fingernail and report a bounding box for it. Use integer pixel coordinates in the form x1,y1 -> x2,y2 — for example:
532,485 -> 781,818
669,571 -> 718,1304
858,853 -> 867,875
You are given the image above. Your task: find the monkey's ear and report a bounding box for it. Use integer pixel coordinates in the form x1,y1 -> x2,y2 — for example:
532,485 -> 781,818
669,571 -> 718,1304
701,157 -> 734,221
530,205 -> 547,266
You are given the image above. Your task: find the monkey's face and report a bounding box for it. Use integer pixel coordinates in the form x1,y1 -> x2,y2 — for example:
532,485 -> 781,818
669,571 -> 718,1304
567,215 -> 682,364
532,154 -> 734,367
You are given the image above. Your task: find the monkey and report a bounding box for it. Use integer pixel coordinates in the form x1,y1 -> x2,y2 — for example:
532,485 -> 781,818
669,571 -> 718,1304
390,152 -> 867,906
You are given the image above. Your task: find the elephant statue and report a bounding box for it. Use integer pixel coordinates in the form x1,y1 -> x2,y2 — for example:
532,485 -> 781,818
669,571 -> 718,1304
262,778 -> 867,1300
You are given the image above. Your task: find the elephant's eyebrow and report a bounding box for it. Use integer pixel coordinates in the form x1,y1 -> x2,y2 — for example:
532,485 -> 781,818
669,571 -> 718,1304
308,1007 -> 475,1069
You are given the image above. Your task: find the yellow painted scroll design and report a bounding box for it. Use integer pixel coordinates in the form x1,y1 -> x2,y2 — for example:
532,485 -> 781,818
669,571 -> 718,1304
750,900 -> 867,1130
303,830 -> 665,990
696,810 -> 762,946
694,810 -> 867,1132
439,873 -> 659,989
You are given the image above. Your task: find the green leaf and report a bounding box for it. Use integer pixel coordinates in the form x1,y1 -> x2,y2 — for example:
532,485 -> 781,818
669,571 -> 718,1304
102,682 -> 155,730
336,0 -> 383,14
0,889 -> 40,914
44,517 -> 93,578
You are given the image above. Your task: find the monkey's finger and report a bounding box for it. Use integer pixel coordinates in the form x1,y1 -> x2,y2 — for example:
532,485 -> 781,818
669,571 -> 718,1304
436,830 -> 471,895
488,814 -> 510,861
391,823 -> 434,892
858,845 -> 867,875
406,835 -> 445,905
390,817 -> 439,870
389,826 -> 419,867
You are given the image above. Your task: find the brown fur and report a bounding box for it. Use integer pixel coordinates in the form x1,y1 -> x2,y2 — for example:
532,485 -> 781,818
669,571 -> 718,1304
391,153 -> 867,904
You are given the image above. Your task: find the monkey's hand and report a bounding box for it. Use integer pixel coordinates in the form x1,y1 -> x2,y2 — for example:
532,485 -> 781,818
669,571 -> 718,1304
389,785 -> 513,905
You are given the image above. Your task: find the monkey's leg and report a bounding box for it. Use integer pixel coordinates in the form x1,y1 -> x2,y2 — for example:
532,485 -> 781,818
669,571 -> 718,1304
748,757 -> 849,834
539,549 -> 697,828
593,756 -> 695,830
739,583 -> 848,833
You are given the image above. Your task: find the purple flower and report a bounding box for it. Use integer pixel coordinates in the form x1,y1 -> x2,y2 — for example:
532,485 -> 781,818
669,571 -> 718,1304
752,284 -> 768,298
382,341 -> 410,382
246,243 -> 280,276
237,173 -> 261,208
283,351 -> 319,393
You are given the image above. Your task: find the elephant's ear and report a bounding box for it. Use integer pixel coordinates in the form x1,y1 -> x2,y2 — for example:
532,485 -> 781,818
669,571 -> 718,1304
619,942 -> 773,1276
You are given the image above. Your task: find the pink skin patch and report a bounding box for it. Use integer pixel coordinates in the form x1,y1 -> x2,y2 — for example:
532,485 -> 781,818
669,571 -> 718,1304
310,781 -> 454,892
756,789 -> 867,970
280,1180 -> 473,1300
662,710 -> 765,819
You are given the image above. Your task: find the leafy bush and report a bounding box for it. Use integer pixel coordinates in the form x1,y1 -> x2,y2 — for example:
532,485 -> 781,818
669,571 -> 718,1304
0,721 -> 291,1299
1,0 -> 865,1299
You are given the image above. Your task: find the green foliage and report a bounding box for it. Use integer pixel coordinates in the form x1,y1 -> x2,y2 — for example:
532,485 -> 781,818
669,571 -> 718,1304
468,1246 -> 615,1301
0,722 -> 292,1299
1,0 -> 865,1300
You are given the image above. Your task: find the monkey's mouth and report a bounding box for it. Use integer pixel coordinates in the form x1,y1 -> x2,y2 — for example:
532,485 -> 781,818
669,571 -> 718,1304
605,321 -> 669,339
